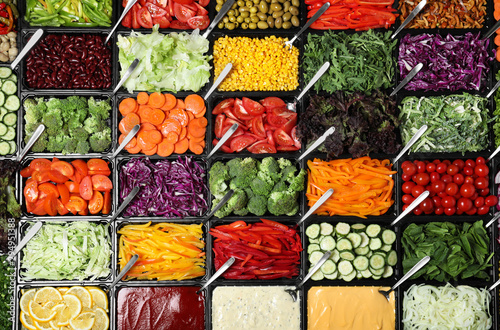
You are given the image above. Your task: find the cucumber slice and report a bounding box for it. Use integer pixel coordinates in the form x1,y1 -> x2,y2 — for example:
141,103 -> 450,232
335,222 -> 350,236
354,246 -> 370,256
351,223 -> 366,232
329,249 -> 340,263
0,107 -> 6,121
372,275 -> 382,280
309,238 -> 320,244
0,123 -> 7,136
1,80 -> 17,95
309,251 -> 324,265
0,67 -> 12,79
369,237 -> 382,251
320,260 -> 336,275
0,141 -> 9,155
6,73 -> 17,83
381,229 -> 396,245
336,238 -> 353,251
3,112 -> 16,126
7,141 -> 15,154
353,255 -> 369,271
342,270 -> 356,282
307,243 -> 321,254
338,260 -> 353,275
320,222 -> 334,236
0,91 -> 5,107
347,233 -> 362,249
339,251 -> 355,261
2,126 -> 15,141
382,266 -> 393,278
319,235 -> 336,251
310,267 -> 325,281
380,244 -> 392,252
4,95 -> 19,111
361,269 -> 372,278
324,271 -> 338,280
369,254 -> 385,270
366,224 -> 381,237
359,232 -> 370,248
386,250 -> 398,267
370,267 -> 385,276
306,224 -> 320,239
356,271 -> 363,279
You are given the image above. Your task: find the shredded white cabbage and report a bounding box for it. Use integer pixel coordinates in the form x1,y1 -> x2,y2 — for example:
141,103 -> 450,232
403,283 -> 492,330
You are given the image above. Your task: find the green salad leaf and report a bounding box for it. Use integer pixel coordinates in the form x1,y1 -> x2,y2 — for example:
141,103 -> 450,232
0,255 -> 13,329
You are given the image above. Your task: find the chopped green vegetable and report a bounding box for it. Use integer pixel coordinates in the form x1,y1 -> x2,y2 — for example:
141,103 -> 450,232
0,160 -> 20,254
21,221 -> 112,281
0,255 -> 13,329
402,221 -> 493,282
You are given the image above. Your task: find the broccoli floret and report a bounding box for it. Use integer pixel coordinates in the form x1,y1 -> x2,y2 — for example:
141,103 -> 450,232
250,176 -> 273,197
209,162 -> 230,198
281,165 -> 297,182
26,131 -> 48,152
62,138 -> 79,154
227,158 -> 258,178
226,158 -> 242,178
88,97 -> 111,119
47,135 -> 69,153
278,158 -> 293,170
267,191 -> 299,216
244,188 -> 254,200
226,189 -> 247,211
76,141 -> 90,154
272,181 -> 288,193
247,195 -> 267,216
71,127 -> 89,141
42,109 -> 64,136
233,208 -> 249,216
89,127 -> 111,152
67,96 -> 88,111
289,168 -> 307,192
68,116 -> 84,131
75,107 -> 89,123
83,116 -> 105,134
214,202 -> 233,218
259,157 -> 280,182
24,122 -> 43,135
229,174 -> 254,189
23,99 -> 43,124
45,98 -> 63,112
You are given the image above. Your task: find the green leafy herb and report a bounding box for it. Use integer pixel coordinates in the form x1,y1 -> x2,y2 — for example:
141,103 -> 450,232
402,221 -> 493,282
399,93 -> 490,153
0,255 -> 14,329
303,30 -> 396,93
0,160 -> 20,254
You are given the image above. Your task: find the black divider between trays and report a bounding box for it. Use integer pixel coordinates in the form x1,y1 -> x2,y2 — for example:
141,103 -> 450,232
18,155 -> 116,219
15,283 -> 115,330
16,219 -> 116,285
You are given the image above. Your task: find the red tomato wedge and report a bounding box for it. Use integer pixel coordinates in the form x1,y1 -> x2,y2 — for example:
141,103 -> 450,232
172,0 -> 194,4
187,15 -> 209,29
213,98 -> 234,115
214,114 -> 225,139
198,0 -> 209,6
152,15 -> 171,28
251,115 -> 266,138
71,160 -> 88,177
92,175 -> 113,192
87,159 -> 109,172
32,170 -> 51,183
51,161 -> 75,177
242,97 -> 265,116
56,199 -> 69,215
57,183 -> 70,204
20,166 -> 32,178
233,98 -> 255,120
248,142 -> 277,154
230,135 -> 257,152
30,159 -> 52,172
44,195 -> 58,216
89,191 -> 104,215
145,2 -> 168,17
274,129 -> 294,146
103,190 -> 112,215
48,170 -> 69,184
80,176 -> 94,201
24,180 -> 39,203
32,199 -> 47,216
65,196 -> 87,215
38,183 -> 59,198
137,7 -> 154,28
261,97 -> 286,110
132,3 -> 141,29
65,181 -> 80,193
194,3 -> 208,15
174,2 -> 195,22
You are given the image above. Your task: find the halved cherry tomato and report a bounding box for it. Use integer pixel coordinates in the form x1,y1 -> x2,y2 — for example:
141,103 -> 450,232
65,181 -> 80,193
248,142 -> 277,154
48,170 -> 69,184
194,3 -> 208,15
251,115 -> 266,138
56,199 -> 69,215
174,2 -> 195,22
214,114 -> 225,139
44,195 -> 58,216
213,98 -> 234,115
87,159 -> 109,172
65,196 -> 87,215
103,190 -> 112,215
261,97 -> 286,109
152,15 -> 171,28
170,20 -> 190,28
57,183 -> 70,204
24,180 -> 38,203
92,175 -> 113,192
20,166 -> 32,178
230,134 -> 257,152
89,191 -> 104,215
32,170 -> 51,183
38,183 -> 59,198
274,129 -> 294,146
71,160 -> 88,177
51,161 -> 74,177
242,97 -> 265,116
145,2 -> 168,17
30,159 -> 52,172
80,176 -> 94,201
137,7 -> 154,28
187,15 -> 209,29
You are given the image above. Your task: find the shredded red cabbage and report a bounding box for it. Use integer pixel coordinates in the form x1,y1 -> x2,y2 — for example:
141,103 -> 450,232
119,157 -> 208,218
399,33 -> 493,92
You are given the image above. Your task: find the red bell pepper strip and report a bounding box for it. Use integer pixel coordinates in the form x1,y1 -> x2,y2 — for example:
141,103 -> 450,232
0,6 -> 13,35
260,218 -> 289,231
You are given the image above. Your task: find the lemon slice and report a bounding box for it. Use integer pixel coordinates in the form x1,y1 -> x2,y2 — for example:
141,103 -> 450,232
21,289 -> 37,314
91,307 -> 109,330
43,301 -> 56,310
88,288 -> 108,311
65,287 -> 92,309
69,312 -> 95,330
52,295 -> 82,326
57,287 -> 69,295
33,319 -> 53,330
34,287 -> 63,306
29,301 -> 57,323
20,311 -> 38,330
49,319 -> 61,330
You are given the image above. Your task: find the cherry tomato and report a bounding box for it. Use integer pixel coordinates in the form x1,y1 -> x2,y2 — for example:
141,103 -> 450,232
435,207 -> 444,215
401,173 -> 412,182
402,194 -> 415,204
452,174 -> 464,185
420,198 -> 434,213
402,162 -> 417,176
415,173 -> 430,186
432,196 -> 442,207
413,206 -> 423,215
411,185 -> 425,198
446,164 -> 459,176
460,183 -> 475,198
431,180 -> 446,193
476,156 -> 486,165
442,160 -> 451,165
417,161 -> 426,173
432,159 -> 441,164
441,174 -> 452,184
456,209 -> 464,215
485,195 -> 498,207
465,206 -> 477,215
444,207 -> 456,216
464,176 -> 475,185
445,182 -> 459,196
463,166 -> 474,176
430,172 -> 440,183
438,191 -> 448,198
477,205 -> 489,215
474,177 -> 488,190
457,197 -> 472,212
402,182 -> 416,194
452,159 -> 465,170
474,197 -> 485,208
465,159 -> 475,168
426,163 -> 436,173
441,196 -> 456,208
471,192 -> 479,200
474,164 -> 489,177
479,188 -> 490,196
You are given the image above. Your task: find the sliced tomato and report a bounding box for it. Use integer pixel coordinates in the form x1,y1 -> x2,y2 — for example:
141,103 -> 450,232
132,3 -> 141,29
44,195 -> 58,216
103,190 -> 112,215
251,115 -> 266,138
20,166 -> 32,178
230,134 -> 257,152
32,170 -> 51,183
221,125 -> 244,138
166,0 -> 175,16
246,132 -> 266,141
281,113 -> 297,135
274,129 -> 294,146
57,183 -> 70,204
172,0 -> 194,3
261,97 -> 286,110
264,123 -> 278,131
214,114 -> 225,139
92,175 -> 113,192
51,161 -> 75,177
187,15 -> 209,29
213,98 -> 234,115
223,108 -> 240,121
248,142 -> 277,154
65,181 -> 80,193
48,170 -> 69,184
194,2 -> 208,15
122,9 -> 132,27
151,0 -> 168,7
267,130 -> 276,146
56,199 -> 69,215
242,97 -> 265,116
38,182 -> 59,198
89,191 -> 104,215
170,20 -> 190,28
174,2 -> 195,22
32,199 -> 47,216
233,98 -> 255,120
87,159 -> 109,172
137,6 -> 154,28
291,127 -> 301,148
80,176 -> 94,201
197,0 -> 209,6
277,145 -> 300,151
223,117 -> 247,130
145,2 -> 168,17
267,113 -> 289,128
152,15 -> 171,28
26,200 -> 35,213
24,180 -> 39,203
212,139 -> 233,153
71,160 -> 88,177
65,196 -> 87,215
30,159 -> 52,172
88,169 -> 112,176
78,208 -> 89,216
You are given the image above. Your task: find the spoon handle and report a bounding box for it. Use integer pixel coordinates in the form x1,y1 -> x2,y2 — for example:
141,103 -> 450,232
487,144 -> 500,162
391,63 -> 423,97
11,29 -> 43,70
484,18 -> 500,40
297,251 -> 331,289
391,0 -> 427,39
298,126 -> 335,161
486,212 -> 500,228
18,124 -> 45,162
111,254 -> 139,288
297,62 -> 330,102
202,0 -> 236,39
393,124 -> 428,164
204,63 -> 232,100
111,186 -> 141,221
488,278 -> 500,291
207,123 -> 238,159
391,256 -> 430,292
113,58 -> 140,95
197,257 -> 235,293
296,189 -> 333,227
391,190 -> 429,226
6,222 -> 43,264
112,124 -> 140,159
106,0 -> 138,45
287,2 -> 330,47
204,189 -> 234,223
487,79 -> 500,99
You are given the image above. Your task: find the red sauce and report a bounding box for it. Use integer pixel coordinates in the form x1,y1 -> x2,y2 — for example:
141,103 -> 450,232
117,286 -> 205,330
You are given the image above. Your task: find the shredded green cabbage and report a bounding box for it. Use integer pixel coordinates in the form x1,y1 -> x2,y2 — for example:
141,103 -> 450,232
21,222 -> 111,281
403,283 -> 492,329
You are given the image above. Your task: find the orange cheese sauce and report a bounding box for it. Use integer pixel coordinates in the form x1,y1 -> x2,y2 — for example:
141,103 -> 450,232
308,286 -> 395,330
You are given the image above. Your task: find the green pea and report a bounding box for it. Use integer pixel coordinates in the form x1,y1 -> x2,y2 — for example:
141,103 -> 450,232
242,22 -> 249,29
292,0 -> 299,6
226,22 -> 236,30
289,6 -> 298,15
282,21 -> 292,29
272,10 -> 283,18
291,15 -> 299,27
270,3 -> 282,11
249,22 -> 257,29
259,1 -> 268,13
218,22 -> 225,29
275,16 -> 282,28
237,16 -> 244,23
282,12 -> 291,21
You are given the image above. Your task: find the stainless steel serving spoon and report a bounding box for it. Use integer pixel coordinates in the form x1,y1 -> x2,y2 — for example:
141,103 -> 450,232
105,0 -> 139,45
204,62 -> 232,101
287,62 -> 330,112
113,58 -> 140,96
285,251 -> 331,302
110,186 -> 141,221
393,125 -> 428,164
284,2 -> 330,51
379,255 -> 430,301
111,124 -> 140,159
202,0 -> 235,38
391,0 -> 427,40
296,188 -> 333,228
298,127 -> 335,161
391,190 -> 429,226
110,254 -> 139,290
11,29 -> 44,70
390,63 -> 423,97
208,123 -> 238,159
17,124 -> 45,162
486,212 -> 500,228
203,189 -> 234,224
3,221 -> 43,265
197,257 -> 235,294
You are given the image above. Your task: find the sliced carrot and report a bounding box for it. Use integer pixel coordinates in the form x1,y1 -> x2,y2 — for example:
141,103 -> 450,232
160,118 -> 182,136
137,92 -> 149,105
147,129 -> 163,144
119,113 -> 141,134
138,105 -> 153,121
147,109 -> 166,126
176,99 -> 186,109
162,93 -> 177,111
185,94 -> 205,115
189,139 -> 204,155
194,107 -> 206,118
158,139 -> 175,157
188,134 -> 205,143
165,131 -> 179,144
139,123 -> 157,133
495,10 -> 500,21
119,98 -> 138,116
169,109 -> 189,126
193,117 -> 208,128
187,120 -> 206,138
495,34 -> 500,47
497,48 -> 500,62
179,127 -> 187,140
119,134 -> 137,150
187,111 -> 195,121
142,145 -> 158,156
148,92 -> 165,108
199,140 -> 206,148
174,138 -> 189,154
137,131 -> 156,151
126,144 -> 142,154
